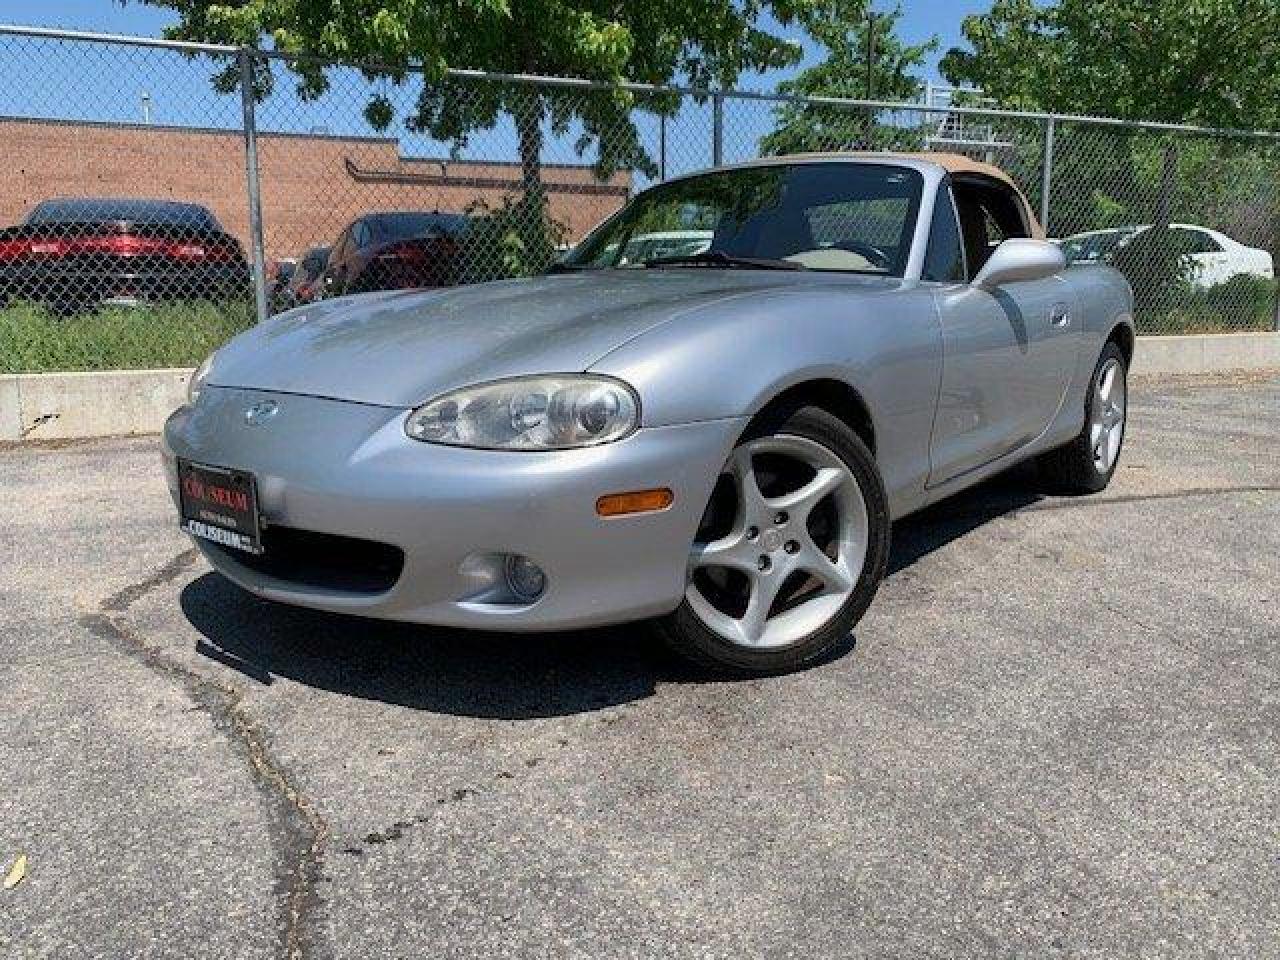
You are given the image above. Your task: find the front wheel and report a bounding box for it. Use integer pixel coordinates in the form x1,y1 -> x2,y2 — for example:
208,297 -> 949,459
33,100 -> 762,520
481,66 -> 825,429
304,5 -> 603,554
1038,341 -> 1128,493
655,405 -> 890,676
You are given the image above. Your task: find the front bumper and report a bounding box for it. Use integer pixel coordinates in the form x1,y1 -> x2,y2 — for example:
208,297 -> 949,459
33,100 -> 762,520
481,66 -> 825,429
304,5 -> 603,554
162,386 -> 745,631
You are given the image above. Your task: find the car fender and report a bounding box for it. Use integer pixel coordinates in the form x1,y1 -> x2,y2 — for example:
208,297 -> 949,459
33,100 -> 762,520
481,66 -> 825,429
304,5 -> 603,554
1047,264 -> 1133,444
590,282 -> 943,514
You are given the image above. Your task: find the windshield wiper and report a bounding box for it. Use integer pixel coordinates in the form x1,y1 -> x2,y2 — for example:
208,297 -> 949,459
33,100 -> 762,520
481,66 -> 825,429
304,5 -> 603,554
546,261 -> 591,274
643,251 -> 806,271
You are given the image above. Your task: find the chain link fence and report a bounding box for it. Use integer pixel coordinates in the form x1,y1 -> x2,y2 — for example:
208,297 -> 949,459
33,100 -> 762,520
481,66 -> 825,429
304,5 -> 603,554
1,24 -> 1278,373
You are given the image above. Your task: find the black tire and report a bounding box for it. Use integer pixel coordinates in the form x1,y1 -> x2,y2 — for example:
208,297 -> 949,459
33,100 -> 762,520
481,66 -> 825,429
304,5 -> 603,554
654,405 -> 891,676
1037,341 -> 1128,493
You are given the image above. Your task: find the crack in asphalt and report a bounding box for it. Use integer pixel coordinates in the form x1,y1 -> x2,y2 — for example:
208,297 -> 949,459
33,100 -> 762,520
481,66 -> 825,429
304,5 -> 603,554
344,787 -> 485,855
79,549 -> 331,960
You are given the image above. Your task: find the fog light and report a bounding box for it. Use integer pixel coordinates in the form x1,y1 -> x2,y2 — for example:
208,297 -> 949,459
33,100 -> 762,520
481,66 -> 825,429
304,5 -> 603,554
503,554 -> 546,601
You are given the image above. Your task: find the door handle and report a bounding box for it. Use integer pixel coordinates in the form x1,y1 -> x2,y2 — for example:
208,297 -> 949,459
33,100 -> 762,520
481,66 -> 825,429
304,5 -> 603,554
1049,303 -> 1071,328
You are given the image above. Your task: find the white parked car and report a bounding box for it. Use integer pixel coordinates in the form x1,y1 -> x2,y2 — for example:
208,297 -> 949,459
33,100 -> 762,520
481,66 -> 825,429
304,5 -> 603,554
1059,224 -> 1274,289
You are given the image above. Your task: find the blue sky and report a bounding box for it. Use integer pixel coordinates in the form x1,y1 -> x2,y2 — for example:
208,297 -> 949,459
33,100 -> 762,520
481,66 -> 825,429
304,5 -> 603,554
0,0 -> 992,85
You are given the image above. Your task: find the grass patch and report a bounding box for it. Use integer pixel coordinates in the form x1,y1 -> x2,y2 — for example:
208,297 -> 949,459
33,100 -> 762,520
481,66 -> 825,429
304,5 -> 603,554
1135,307 -> 1276,335
0,300 -> 256,373
1133,275 -> 1278,336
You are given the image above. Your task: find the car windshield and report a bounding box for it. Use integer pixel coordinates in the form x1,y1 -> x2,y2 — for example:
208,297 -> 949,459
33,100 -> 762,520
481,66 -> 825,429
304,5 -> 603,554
25,198 -> 221,229
371,212 -> 471,242
564,162 -> 924,276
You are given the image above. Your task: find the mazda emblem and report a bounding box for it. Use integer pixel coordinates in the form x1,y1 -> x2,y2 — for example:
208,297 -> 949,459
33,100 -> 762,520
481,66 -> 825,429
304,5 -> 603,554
243,400 -> 279,426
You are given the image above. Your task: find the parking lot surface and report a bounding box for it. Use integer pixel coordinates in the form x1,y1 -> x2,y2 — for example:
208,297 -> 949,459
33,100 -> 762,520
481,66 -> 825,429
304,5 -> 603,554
1,375 -> 1277,959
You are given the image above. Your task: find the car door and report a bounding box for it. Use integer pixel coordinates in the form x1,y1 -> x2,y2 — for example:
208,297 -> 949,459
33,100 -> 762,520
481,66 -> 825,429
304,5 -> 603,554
1177,227 -> 1231,287
926,176 -> 1078,487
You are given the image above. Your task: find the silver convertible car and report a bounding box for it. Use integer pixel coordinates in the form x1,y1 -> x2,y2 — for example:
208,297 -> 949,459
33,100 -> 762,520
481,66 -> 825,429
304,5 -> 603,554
163,153 -> 1133,675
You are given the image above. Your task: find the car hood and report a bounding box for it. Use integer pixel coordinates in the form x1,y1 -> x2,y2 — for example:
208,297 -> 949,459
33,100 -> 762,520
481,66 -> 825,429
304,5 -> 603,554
206,271 -> 854,408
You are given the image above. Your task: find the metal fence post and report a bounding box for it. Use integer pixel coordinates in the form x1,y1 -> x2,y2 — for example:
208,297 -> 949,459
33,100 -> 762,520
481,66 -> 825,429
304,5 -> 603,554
659,113 -> 667,181
1040,115 -> 1056,235
712,91 -> 724,167
238,48 -> 269,324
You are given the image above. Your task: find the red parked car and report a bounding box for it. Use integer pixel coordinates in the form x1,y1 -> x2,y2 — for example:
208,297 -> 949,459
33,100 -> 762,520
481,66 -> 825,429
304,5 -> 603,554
319,211 -> 471,298
0,197 -> 249,314
270,244 -> 330,314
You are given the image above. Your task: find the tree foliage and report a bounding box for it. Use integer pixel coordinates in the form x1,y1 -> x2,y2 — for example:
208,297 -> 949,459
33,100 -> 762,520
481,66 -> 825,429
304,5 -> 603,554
761,2 -> 934,155
144,1 -> 815,175
940,0 -> 1280,128
145,0 -> 824,270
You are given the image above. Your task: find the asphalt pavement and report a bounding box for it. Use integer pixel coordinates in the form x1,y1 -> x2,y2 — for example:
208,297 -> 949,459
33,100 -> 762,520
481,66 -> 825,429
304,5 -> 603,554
1,374 -> 1277,959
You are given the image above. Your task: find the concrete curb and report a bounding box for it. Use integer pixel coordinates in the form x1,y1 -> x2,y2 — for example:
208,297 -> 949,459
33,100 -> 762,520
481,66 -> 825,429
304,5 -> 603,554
0,368 -> 191,441
1133,331 -> 1280,375
1,333 -> 1276,441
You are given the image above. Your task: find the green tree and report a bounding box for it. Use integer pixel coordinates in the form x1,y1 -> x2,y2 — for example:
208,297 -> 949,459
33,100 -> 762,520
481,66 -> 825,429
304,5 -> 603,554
940,0 -> 1280,128
761,2 -> 935,156
939,0 -> 1280,225
144,0 -> 820,272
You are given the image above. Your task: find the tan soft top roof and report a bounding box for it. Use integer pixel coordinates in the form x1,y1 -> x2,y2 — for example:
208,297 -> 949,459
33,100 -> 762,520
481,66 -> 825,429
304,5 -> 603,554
767,151 -> 1045,238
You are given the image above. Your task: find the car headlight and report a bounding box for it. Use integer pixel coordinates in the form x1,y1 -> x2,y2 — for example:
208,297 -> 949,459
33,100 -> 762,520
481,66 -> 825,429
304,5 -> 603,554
405,375 -> 639,450
187,351 -> 216,405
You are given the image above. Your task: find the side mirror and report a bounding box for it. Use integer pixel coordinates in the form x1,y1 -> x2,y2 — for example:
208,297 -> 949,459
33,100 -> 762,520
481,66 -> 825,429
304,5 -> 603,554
972,238 -> 1066,291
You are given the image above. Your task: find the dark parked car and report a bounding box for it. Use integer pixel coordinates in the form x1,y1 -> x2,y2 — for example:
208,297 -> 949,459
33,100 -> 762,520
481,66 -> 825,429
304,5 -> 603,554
0,197 -> 249,314
271,245 -> 329,313
320,212 -> 470,298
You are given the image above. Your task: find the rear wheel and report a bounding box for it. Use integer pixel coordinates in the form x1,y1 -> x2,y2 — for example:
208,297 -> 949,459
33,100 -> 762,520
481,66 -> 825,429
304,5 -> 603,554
655,406 -> 890,676
1038,341 -> 1128,493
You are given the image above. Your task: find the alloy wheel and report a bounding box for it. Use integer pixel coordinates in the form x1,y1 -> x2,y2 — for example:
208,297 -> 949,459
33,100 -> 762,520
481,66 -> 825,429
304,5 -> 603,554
1091,357 -> 1126,473
686,435 -> 868,650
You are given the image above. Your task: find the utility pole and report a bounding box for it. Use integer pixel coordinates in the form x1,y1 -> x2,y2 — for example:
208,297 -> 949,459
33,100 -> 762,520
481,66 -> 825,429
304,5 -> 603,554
865,10 -> 881,100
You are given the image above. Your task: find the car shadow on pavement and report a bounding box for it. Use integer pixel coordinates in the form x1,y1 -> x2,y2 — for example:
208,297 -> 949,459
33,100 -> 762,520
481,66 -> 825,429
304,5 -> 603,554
180,463 -> 1045,720
889,462 -> 1043,575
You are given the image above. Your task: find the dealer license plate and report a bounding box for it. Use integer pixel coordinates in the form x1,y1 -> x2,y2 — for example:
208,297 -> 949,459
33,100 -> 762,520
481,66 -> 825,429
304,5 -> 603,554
177,459 -> 263,555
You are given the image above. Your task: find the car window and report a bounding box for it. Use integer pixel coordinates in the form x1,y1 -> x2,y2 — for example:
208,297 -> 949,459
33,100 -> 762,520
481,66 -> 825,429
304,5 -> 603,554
952,176 -> 1031,277
304,249 -> 328,275
25,198 -> 220,230
353,221 -> 372,249
981,208 -> 1006,245
565,163 -> 924,276
370,213 -> 472,243
292,248 -> 329,287
922,186 -> 965,284
1173,228 -> 1222,254
805,197 -> 913,250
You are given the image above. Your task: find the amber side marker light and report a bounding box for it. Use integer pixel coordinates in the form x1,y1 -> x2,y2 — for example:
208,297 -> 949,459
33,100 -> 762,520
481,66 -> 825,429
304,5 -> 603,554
596,488 -> 675,517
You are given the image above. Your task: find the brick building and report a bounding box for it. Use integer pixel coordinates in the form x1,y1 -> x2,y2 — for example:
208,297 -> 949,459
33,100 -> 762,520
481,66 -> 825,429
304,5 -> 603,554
1,117 -> 631,262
